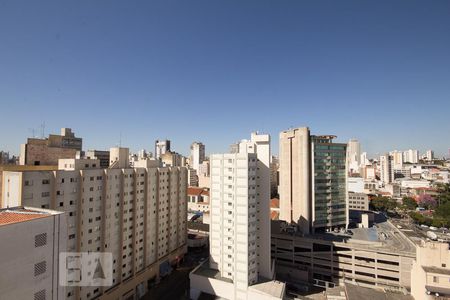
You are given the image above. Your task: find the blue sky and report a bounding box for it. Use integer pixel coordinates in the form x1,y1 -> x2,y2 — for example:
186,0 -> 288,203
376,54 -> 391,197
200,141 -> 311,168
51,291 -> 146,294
1,0 -> 449,157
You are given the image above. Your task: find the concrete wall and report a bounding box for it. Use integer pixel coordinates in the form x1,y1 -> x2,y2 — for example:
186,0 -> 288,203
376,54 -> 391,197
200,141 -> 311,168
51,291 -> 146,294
0,211 -> 67,300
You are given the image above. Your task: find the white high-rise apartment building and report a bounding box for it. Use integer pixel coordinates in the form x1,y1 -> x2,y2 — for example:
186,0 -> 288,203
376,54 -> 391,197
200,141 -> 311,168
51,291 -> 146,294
209,153 -> 261,291
360,152 -> 369,166
380,154 -> 394,184
426,150 -> 434,161
155,139 -> 171,159
347,138 -> 361,174
403,149 -> 419,164
0,206 -> 66,300
191,132 -> 280,300
1,148 -> 188,300
190,142 -> 205,173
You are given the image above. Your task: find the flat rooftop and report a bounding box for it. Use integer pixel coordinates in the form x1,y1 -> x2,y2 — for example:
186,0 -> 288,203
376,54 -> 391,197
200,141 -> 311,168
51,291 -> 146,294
0,206 -> 57,226
343,283 -> 413,300
272,220 -> 416,256
249,278 -> 285,298
192,260 -> 285,298
193,260 -> 233,283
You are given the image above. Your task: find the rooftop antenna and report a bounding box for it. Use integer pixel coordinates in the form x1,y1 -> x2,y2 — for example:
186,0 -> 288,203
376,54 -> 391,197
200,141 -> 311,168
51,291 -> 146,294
40,121 -> 46,138
119,132 -> 122,147
28,128 -> 36,138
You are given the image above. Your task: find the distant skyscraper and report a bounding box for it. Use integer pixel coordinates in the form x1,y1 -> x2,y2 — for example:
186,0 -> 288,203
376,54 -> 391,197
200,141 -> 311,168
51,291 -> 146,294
380,154 -> 394,184
403,149 -> 419,164
155,139 -> 171,159
389,150 -> 404,169
347,138 -> 361,174
279,127 -> 348,234
426,150 -> 434,161
190,142 -> 205,173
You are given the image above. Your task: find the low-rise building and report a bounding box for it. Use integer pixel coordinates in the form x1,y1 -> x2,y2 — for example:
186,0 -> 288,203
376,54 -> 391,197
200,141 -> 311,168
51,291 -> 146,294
271,220 -> 416,293
0,206 -> 66,300
348,177 -> 364,193
411,242 -> 450,299
348,192 -> 369,211
271,198 -> 280,220
188,187 -> 210,213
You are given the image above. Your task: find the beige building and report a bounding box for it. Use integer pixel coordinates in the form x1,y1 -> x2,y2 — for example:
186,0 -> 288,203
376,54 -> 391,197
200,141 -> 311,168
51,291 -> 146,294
348,192 -> 369,211
0,206 -> 67,300
1,149 -> 188,300
161,151 -> 185,167
271,220 -> 416,293
188,187 -> 210,213
279,127 -> 348,234
411,242 -> 450,299
20,128 -> 82,166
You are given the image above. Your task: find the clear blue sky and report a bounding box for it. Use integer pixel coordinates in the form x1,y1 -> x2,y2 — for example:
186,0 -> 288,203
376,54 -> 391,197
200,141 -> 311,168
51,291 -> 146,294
1,0 -> 449,158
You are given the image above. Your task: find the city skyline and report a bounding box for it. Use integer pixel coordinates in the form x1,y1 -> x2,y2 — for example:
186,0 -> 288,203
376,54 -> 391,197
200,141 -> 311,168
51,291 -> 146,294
1,125 -> 447,160
1,0 -> 450,156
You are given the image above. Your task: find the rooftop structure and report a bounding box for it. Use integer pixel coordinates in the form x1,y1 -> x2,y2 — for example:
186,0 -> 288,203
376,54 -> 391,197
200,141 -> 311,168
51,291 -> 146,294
20,127 -> 82,166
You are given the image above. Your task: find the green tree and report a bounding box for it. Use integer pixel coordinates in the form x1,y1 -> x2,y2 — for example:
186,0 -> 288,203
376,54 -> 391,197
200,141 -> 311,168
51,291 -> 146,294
402,197 -> 417,211
371,196 -> 398,211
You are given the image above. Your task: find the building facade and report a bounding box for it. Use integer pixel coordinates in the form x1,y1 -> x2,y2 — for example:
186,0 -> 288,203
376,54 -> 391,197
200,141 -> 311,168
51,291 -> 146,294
154,140 -> 170,160
20,128 -> 82,166
380,154 -> 394,185
411,242 -> 450,299
271,221 -> 415,293
279,127 -> 348,234
190,132 -> 280,300
0,206 -> 66,300
348,192 -> 369,211
85,150 -> 110,168
347,139 -> 361,175
1,154 -> 188,300
190,142 -> 205,174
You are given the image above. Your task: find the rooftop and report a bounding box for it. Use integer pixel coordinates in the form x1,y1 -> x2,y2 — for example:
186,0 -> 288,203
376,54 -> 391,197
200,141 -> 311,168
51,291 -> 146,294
272,219 -> 416,256
271,198 -> 280,209
422,266 -> 450,276
192,260 -> 233,283
249,278 -> 285,298
188,187 -> 210,197
0,206 -> 55,226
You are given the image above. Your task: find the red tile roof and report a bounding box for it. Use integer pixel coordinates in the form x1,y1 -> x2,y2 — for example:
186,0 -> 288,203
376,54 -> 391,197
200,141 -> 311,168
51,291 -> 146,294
271,211 -> 279,220
270,198 -> 280,209
0,210 -> 48,226
188,187 -> 209,197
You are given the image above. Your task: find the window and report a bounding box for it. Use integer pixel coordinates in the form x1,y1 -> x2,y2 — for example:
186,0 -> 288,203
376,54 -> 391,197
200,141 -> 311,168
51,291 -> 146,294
35,233 -> 47,247
34,290 -> 46,300
433,276 -> 439,283
42,179 -> 50,185
34,261 -> 47,276
41,192 -> 50,197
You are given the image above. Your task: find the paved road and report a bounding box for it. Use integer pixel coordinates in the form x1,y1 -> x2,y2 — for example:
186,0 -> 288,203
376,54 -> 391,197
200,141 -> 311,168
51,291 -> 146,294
142,246 -> 209,300
142,267 -> 193,300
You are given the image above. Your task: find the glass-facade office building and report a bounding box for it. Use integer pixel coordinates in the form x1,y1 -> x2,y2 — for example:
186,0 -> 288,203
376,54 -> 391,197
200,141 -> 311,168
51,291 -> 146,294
311,135 -> 347,232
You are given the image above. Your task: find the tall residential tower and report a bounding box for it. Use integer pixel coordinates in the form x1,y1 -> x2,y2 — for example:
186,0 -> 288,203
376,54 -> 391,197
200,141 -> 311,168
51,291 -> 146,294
279,127 -> 348,234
